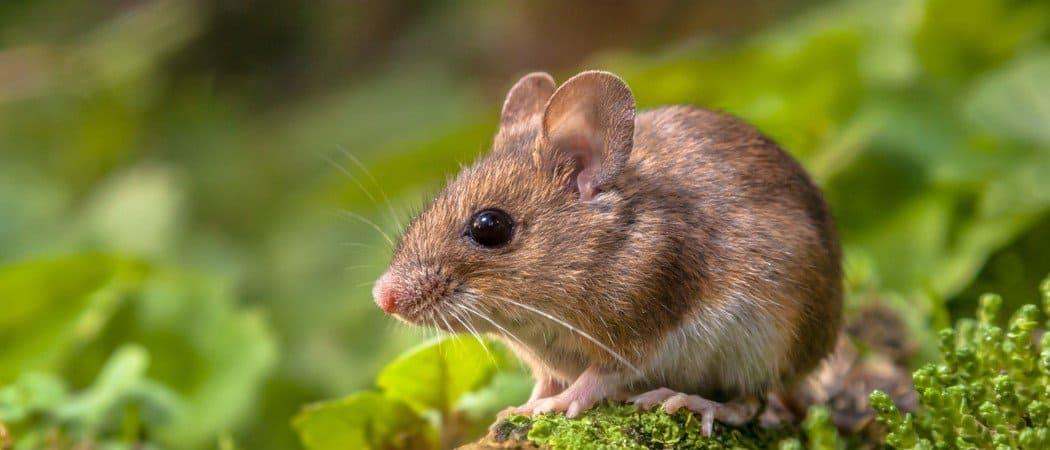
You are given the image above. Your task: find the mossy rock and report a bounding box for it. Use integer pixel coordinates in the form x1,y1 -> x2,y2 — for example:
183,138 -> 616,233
467,403 -> 804,450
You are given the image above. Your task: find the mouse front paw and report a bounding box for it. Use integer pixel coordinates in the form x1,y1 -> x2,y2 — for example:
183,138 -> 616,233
514,390 -> 600,418
512,366 -> 614,418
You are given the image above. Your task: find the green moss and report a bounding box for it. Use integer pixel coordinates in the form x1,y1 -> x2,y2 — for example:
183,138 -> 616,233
497,403 -> 804,450
872,275 -> 1050,449
800,407 -> 843,450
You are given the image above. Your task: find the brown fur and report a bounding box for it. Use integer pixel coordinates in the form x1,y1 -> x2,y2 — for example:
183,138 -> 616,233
378,71 -> 842,403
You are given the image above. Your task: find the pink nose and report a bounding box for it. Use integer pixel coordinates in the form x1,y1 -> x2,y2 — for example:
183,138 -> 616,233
372,272 -> 400,314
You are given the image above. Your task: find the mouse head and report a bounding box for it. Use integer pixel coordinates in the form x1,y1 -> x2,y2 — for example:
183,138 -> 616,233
373,71 -> 636,335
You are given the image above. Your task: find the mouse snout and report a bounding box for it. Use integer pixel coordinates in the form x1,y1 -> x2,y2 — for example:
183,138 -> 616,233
372,267 -> 457,322
372,271 -> 402,314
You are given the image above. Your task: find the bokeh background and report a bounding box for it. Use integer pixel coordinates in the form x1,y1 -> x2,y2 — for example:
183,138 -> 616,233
1,0 -> 1047,448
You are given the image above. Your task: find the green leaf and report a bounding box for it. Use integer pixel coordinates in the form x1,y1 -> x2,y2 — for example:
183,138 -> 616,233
292,391 -> 435,450
457,370 -> 531,420
53,345 -> 150,424
0,372 -> 67,422
376,335 -> 501,415
90,271 -> 279,448
0,254 -> 147,384
53,344 -> 181,434
966,50 -> 1050,145
0,345 -> 182,448
456,369 -> 533,440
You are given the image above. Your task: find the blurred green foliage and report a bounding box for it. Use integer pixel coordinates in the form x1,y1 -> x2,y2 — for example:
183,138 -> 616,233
0,0 -> 1047,448
293,336 -> 528,450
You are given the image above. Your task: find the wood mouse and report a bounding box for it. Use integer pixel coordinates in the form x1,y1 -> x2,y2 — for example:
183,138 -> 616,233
372,70 -> 842,435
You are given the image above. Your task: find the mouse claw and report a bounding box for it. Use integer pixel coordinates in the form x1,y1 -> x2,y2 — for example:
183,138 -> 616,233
629,387 -> 677,410
566,400 -> 585,418
662,393 -> 718,436
531,399 -> 552,415
512,401 -> 538,416
521,391 -> 599,417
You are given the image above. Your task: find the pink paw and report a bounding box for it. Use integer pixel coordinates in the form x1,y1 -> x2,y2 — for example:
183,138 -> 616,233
629,388 -> 760,437
512,366 -> 614,419
629,387 -> 678,410
514,392 -> 599,418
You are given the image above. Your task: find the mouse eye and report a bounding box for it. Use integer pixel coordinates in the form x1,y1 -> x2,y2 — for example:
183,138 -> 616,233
468,209 -> 514,248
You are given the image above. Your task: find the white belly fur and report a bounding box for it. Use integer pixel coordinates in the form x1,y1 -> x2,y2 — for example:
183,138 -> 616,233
636,296 -> 782,398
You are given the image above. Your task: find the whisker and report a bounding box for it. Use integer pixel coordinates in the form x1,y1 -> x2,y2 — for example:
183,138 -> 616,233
484,293 -> 642,376
337,147 -> 406,232
455,307 -> 486,345
337,210 -> 395,248
344,265 -> 376,272
437,310 -> 456,336
448,307 -> 496,364
457,302 -> 529,351
339,242 -> 381,250
320,150 -> 383,208
448,307 -> 479,340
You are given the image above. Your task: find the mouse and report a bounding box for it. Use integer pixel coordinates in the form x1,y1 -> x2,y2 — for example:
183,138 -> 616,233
372,70 -> 842,435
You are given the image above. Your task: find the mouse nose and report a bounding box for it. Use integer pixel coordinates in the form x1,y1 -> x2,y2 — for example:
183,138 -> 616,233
372,272 -> 401,314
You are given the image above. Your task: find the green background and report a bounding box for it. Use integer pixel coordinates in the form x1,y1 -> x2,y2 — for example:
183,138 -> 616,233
0,0 -> 1047,448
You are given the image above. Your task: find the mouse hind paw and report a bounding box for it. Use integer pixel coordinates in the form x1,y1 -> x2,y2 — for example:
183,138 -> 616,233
629,389 -> 761,436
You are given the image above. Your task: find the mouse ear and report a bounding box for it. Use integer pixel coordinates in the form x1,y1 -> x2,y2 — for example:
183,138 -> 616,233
541,70 -> 635,201
500,72 -> 556,126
